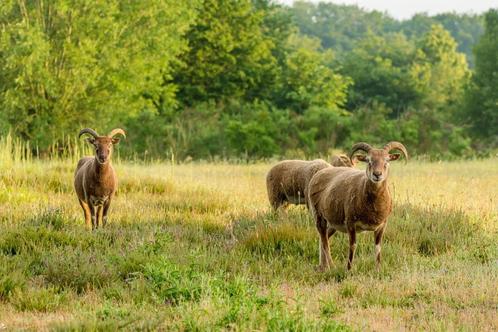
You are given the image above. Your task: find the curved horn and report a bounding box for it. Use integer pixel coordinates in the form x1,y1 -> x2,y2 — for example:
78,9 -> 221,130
107,128 -> 126,139
78,128 -> 99,139
384,141 -> 408,161
349,142 -> 373,159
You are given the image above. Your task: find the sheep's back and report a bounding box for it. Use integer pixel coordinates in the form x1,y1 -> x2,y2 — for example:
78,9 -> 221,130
267,159 -> 330,201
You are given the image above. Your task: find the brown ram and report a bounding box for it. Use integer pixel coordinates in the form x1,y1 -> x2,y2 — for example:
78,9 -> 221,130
308,142 -> 408,270
74,128 -> 126,229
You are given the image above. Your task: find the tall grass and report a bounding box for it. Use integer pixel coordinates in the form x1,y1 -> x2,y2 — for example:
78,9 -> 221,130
0,133 -> 96,166
0,136 -> 497,330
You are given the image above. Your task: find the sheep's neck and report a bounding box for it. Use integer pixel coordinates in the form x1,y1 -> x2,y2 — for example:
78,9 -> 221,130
93,158 -> 112,182
364,180 -> 390,207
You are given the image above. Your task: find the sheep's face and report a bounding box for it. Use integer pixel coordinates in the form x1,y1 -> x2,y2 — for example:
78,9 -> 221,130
87,137 -> 120,164
356,150 -> 401,183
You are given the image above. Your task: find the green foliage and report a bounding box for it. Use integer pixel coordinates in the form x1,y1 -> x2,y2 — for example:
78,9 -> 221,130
341,33 -> 419,112
400,13 -> 484,67
290,1 -> 397,53
411,24 -> 470,110
0,0 -> 197,148
0,0 -> 490,158
290,1 -> 484,67
463,9 -> 498,146
276,34 -> 350,113
173,0 -> 278,105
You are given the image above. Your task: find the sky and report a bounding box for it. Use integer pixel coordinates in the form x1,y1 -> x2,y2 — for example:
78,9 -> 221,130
278,0 -> 498,20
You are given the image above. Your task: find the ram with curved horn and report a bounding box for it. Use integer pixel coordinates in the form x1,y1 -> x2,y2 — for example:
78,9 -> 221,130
308,141 -> 408,271
74,128 -> 126,230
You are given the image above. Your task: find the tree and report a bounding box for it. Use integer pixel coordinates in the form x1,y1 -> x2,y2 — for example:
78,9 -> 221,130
275,34 -> 350,113
463,9 -> 498,145
400,13 -> 484,67
340,33 -> 419,113
0,0 -> 196,148
290,1 -> 397,54
410,24 -> 470,111
173,0 -> 279,106
407,25 -> 470,154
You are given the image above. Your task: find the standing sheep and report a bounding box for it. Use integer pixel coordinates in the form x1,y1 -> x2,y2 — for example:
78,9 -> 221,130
266,155 -> 356,210
308,142 -> 408,270
74,128 -> 126,230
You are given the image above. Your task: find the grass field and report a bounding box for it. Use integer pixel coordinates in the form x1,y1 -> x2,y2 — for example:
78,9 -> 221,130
0,144 -> 497,330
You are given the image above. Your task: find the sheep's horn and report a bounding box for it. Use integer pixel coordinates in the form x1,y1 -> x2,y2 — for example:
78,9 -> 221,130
349,142 -> 373,159
384,141 -> 408,161
78,128 -> 99,139
107,128 -> 126,139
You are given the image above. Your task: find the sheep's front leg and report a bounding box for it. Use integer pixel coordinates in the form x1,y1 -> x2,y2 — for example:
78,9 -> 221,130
96,205 -> 104,229
102,198 -> 112,227
327,228 -> 336,239
347,227 -> 356,271
374,225 -> 385,270
89,205 -> 97,230
79,199 -> 92,229
316,217 -> 332,270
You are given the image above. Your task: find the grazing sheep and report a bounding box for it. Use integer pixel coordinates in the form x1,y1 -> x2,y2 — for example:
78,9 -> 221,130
266,159 -> 331,210
308,142 -> 408,271
74,128 -> 126,229
266,155 -> 355,210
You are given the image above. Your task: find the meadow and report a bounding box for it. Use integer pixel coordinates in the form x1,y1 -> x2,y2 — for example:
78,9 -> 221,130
0,139 -> 497,331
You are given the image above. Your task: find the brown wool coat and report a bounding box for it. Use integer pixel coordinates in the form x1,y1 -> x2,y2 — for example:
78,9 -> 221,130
308,167 -> 392,234
266,159 -> 331,209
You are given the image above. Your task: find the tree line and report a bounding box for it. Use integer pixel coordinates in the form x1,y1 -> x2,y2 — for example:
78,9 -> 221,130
0,1 -> 496,159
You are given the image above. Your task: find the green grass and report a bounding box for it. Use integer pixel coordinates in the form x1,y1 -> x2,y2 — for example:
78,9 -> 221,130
0,149 -> 497,330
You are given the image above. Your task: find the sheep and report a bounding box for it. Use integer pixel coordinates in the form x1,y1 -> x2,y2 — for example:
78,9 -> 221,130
266,159 -> 330,210
74,128 -> 126,230
307,142 -> 408,271
266,155 -> 356,210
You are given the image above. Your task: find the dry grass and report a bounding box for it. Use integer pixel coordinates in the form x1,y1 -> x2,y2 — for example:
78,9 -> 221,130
0,152 -> 497,331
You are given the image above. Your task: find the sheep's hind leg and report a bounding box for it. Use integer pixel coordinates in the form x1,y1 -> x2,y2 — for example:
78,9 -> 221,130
316,217 -> 332,271
79,199 -> 92,230
347,227 -> 357,271
270,193 -> 286,211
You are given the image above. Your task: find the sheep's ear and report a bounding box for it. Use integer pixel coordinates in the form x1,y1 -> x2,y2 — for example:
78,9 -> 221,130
355,154 -> 368,162
112,138 -> 120,145
86,137 -> 96,145
388,153 -> 401,161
